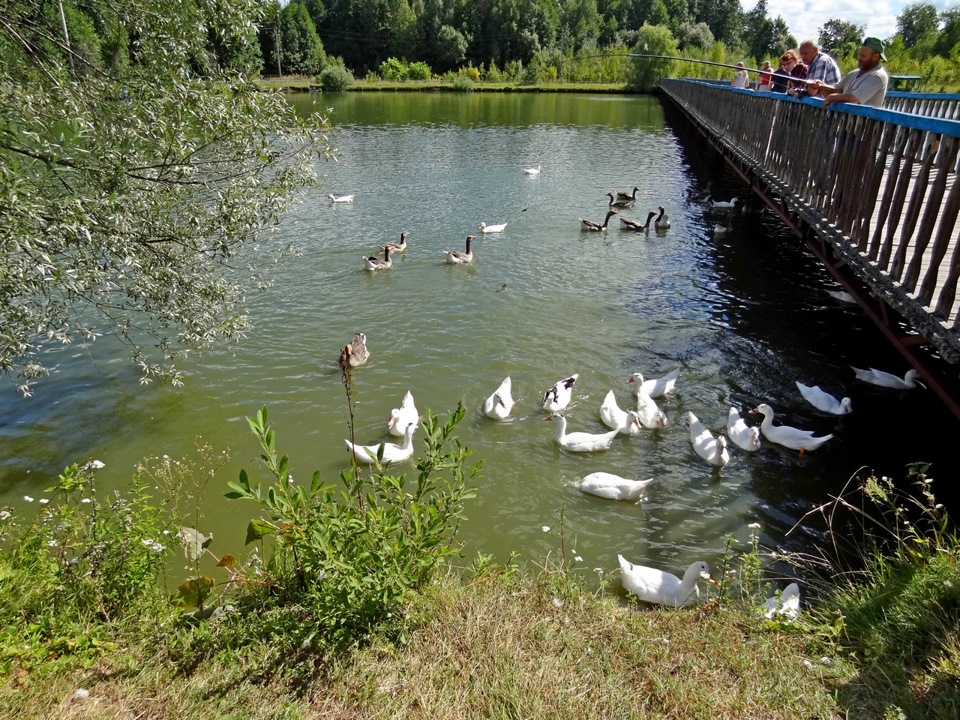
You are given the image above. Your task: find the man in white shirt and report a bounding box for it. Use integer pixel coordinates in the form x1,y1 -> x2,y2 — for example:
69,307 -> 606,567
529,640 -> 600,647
811,37 -> 889,108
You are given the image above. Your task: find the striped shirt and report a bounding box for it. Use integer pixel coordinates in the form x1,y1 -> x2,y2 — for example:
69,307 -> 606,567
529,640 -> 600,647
806,51 -> 841,86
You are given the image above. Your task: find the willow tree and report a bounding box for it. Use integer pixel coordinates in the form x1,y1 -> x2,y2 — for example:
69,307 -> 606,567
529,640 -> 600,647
0,0 -> 331,394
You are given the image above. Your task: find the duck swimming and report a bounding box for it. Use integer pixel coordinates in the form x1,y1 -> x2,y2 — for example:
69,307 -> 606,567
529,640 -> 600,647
628,368 -> 680,399
795,381 -> 852,414
578,473 -> 654,501
619,211 -> 657,232
483,377 -> 514,420
545,413 -> 619,452
387,390 -> 418,437
726,406 -> 760,451
542,374 -> 578,413
478,222 -> 507,233
749,403 -> 832,453
598,390 -> 642,435
654,205 -> 671,230
345,421 -> 416,465
580,210 -> 618,232
851,366 -> 924,390
688,411 -> 729,467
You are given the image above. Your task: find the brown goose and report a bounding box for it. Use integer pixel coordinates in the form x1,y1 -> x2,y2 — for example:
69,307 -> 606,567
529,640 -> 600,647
615,185 -> 641,202
363,245 -> 392,271
580,210 -> 618,232
444,235 -> 476,264
619,210 -> 658,232
607,192 -> 634,208
381,231 -> 410,254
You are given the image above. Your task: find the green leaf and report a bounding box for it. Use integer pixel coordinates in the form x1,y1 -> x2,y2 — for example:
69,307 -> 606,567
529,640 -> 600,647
246,519 -> 275,545
178,527 -> 212,561
176,576 -> 214,608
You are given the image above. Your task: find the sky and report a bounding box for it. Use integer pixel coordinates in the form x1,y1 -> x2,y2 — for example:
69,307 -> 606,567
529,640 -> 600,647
740,0 -> 956,46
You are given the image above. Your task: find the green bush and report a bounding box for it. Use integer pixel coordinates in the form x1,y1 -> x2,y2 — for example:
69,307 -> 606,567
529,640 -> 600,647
451,74 -> 476,92
407,61 -> 432,81
379,57 -> 408,81
318,64 -> 354,91
225,404 -> 480,649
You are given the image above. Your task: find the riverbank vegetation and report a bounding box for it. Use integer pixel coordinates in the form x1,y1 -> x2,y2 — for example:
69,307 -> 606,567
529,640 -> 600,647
0,401 -> 958,718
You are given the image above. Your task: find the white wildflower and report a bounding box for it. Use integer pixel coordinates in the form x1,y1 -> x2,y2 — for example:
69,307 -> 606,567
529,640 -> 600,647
47,539 -> 58,548
72,688 -> 90,701
39,498 -> 49,505
819,657 -> 832,666
747,522 -> 761,529
0,511 -> 10,521
541,526 -> 550,533
24,496 -> 34,502
87,460 -> 105,470
80,498 -> 92,504
802,659 -> 814,670
574,555 -> 583,563
552,598 -> 564,608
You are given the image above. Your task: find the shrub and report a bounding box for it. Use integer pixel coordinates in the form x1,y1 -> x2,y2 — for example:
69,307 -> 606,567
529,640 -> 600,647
407,61 -> 432,81
451,74 -> 476,92
379,57 -> 407,81
318,65 -> 354,91
464,65 -> 480,81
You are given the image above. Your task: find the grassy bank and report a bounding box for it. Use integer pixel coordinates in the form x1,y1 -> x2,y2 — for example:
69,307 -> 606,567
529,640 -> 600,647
259,76 -> 628,93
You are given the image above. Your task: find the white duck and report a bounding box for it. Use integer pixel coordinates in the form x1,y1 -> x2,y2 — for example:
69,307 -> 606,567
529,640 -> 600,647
382,231 -> 410,254
363,245 -> 392,271
444,235 -> 476,264
711,197 -> 739,210
635,389 -> 668,429
726,406 -> 761,451
328,193 -> 354,203
749,403 -> 832,453
542,374 -> 578,412
598,390 -> 642,435
580,210 -> 618,231
826,289 -> 856,304
851,366 -> 924,390
654,205 -> 671,230
478,221 -> 507,233
387,390 -> 418,436
545,413 -> 619,452
688,411 -> 729,467
523,164 -> 541,175
619,210 -> 657,232
796,381 -> 853,415
578,473 -> 654,501
483,377 -> 514,420
618,555 -> 715,607
345,421 -> 415,465
627,368 -> 680,399
762,582 -> 801,620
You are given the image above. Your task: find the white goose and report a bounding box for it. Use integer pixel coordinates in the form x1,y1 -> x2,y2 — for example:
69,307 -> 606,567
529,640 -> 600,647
726,406 -> 761,451
345,421 -> 415,465
688,411 -> 729,467
483,377 -> 514,420
851,366 -> 924,390
711,197 -> 739,210
578,473 -> 654,501
382,231 -> 410,254
387,390 -> 418,437
749,403 -> 832,453
478,221 -> 507,233
627,368 -> 680,399
618,555 -> 715,607
363,245 -> 392,271
635,389 -> 668,429
579,210 -> 618,231
598,390 -> 642,435
796,381 -> 852,415
762,582 -> 801,620
545,413 -> 619,452
619,210 -> 657,232
542,373 -> 578,412
444,235 -> 476,264
654,205 -> 671,230
328,193 -> 354,203
523,164 -> 541,175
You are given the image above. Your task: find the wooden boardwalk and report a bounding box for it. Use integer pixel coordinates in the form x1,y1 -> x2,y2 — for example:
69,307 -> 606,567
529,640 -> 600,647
660,79 -> 960,415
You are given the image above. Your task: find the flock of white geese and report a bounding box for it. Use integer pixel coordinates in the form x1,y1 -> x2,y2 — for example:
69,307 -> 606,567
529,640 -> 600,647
333,171 -> 926,608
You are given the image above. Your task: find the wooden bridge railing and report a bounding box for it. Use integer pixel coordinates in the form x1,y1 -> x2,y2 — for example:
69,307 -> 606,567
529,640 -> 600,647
660,79 -> 960,364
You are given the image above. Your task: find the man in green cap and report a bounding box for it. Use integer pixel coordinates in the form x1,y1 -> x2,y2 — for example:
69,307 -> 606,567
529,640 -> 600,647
810,37 -> 889,108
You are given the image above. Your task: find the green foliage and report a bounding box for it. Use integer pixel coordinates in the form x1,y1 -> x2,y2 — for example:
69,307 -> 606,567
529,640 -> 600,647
225,404 -> 480,650
0,0 -> 331,394
407,61 -> 432,81
817,18 -> 865,55
629,24 -> 678,91
379,56 -> 409,81
319,64 -> 355,90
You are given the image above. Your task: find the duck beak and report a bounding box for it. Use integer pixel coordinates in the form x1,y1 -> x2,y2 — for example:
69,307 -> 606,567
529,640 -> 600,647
748,406 -> 759,414
702,572 -> 720,586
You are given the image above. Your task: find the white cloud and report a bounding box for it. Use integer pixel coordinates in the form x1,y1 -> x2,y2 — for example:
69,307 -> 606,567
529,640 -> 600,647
741,0 -> 956,48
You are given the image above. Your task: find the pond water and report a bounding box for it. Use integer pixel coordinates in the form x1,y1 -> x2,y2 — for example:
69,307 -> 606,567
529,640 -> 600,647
1,91 -> 956,584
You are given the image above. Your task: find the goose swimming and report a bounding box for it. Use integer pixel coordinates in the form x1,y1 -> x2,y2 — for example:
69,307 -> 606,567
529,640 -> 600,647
686,181 -> 713,202
627,368 -> 680,399
749,403 -> 832,453
578,473 -> 654,501
542,373 -> 578,413
711,197 -> 739,210
363,245 -> 392,271
479,221 -> 507,233
618,555 -> 716,607
796,381 -> 852,415
340,332 -> 368,368
345,421 -> 416,465
444,235 -> 476,264
688,411 -> 729,467
387,390 -> 418,437
726,406 -> 760,451
483,377 -> 514,420
851,366 -> 924,390
545,413 -> 619,452
619,210 -> 657,232
615,186 -> 641,202
580,210 -> 618,231
654,205 -> 671,230
382,231 -> 410,254
598,390 -> 642,435
607,192 -> 634,208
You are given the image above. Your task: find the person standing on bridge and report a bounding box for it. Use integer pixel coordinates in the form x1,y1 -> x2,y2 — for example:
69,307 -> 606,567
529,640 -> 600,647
731,62 -> 750,88
791,40 -> 841,98
812,37 -> 890,108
